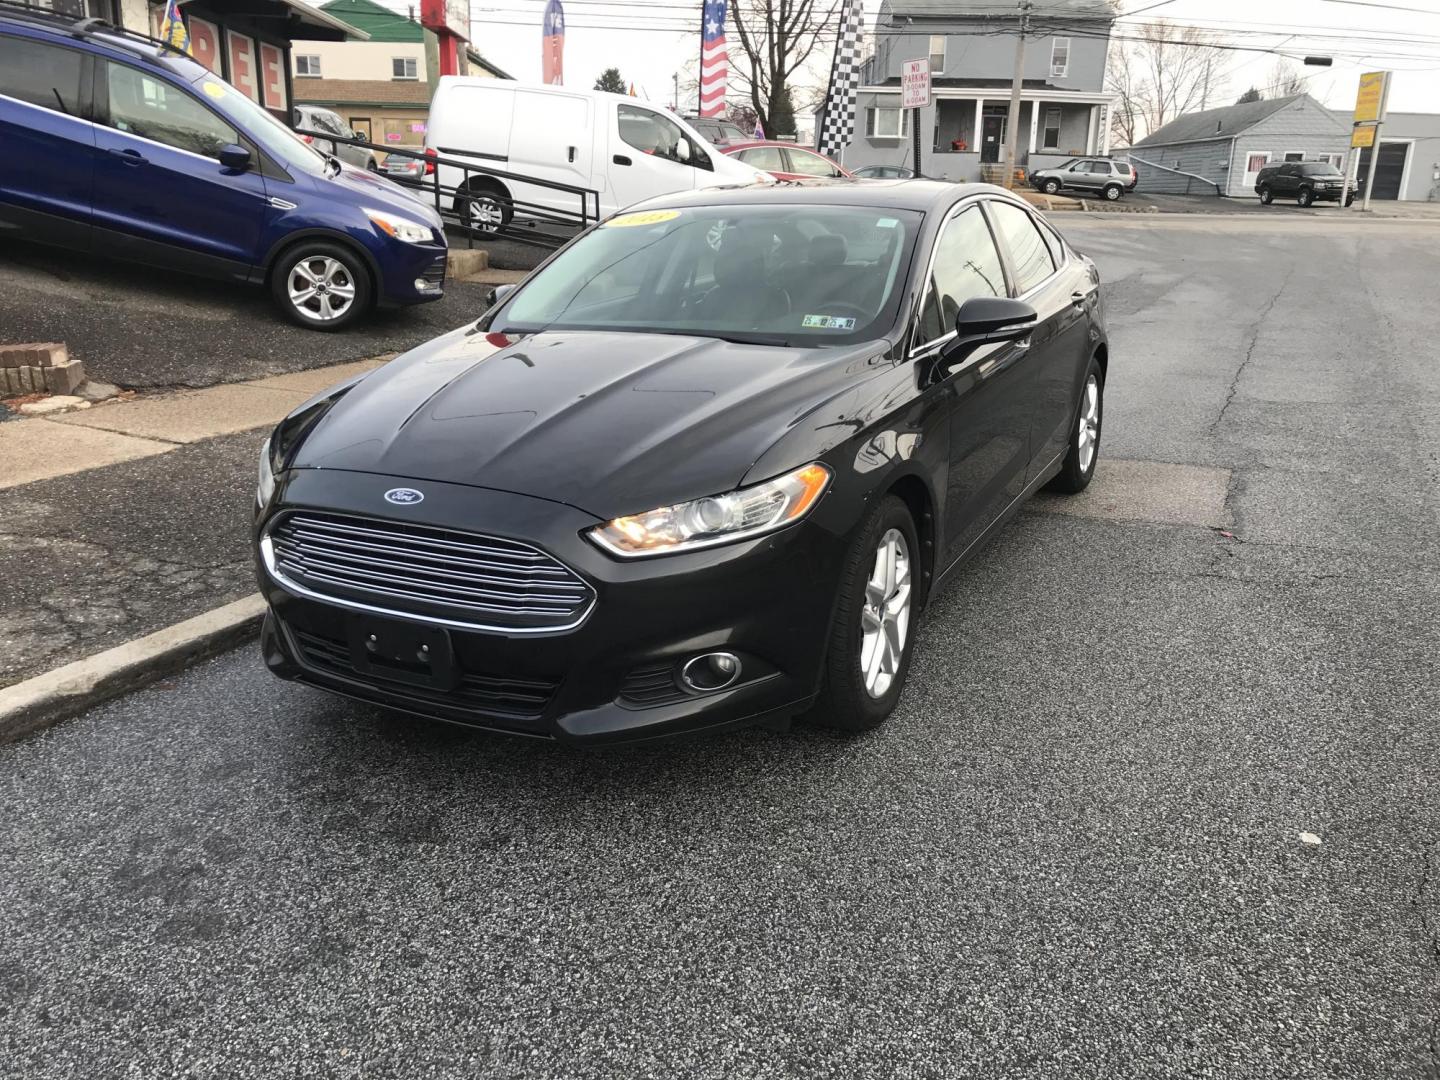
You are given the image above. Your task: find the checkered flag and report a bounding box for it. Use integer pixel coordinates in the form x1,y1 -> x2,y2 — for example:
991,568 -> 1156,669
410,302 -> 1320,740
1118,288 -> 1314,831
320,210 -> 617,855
816,0 -> 865,161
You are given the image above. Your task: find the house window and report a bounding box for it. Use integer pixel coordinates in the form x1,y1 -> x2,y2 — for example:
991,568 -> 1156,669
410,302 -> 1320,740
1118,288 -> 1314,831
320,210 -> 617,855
1050,38 -> 1070,78
392,57 -> 418,80
865,106 -> 910,139
1321,152 -> 1345,169
295,54 -> 321,77
929,35 -> 945,74
1042,107 -> 1061,150
1283,150 -> 1305,161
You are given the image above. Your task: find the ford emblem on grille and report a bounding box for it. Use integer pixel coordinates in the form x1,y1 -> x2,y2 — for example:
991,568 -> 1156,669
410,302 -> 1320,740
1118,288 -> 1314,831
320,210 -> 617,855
384,487 -> 425,505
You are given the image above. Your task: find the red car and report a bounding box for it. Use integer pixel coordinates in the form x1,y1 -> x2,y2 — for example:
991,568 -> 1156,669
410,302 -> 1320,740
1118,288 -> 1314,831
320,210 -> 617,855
722,141 -> 852,181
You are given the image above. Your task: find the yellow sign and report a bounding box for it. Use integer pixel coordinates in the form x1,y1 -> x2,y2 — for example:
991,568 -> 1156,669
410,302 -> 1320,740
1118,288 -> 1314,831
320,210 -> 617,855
1353,71 -> 1385,123
200,80 -> 226,99
603,209 -> 681,228
1351,124 -> 1376,148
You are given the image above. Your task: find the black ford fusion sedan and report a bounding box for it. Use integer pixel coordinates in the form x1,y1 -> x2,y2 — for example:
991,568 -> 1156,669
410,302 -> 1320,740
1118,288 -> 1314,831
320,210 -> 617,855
254,181 -> 1108,744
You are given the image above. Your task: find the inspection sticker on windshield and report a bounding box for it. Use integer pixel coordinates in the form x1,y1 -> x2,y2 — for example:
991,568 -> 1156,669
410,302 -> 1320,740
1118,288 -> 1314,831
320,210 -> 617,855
604,209 -> 681,228
200,81 -> 227,99
803,315 -> 857,330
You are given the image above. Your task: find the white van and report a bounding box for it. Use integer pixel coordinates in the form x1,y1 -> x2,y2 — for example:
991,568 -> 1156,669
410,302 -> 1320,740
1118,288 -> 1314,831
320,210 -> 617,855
425,78 -> 771,233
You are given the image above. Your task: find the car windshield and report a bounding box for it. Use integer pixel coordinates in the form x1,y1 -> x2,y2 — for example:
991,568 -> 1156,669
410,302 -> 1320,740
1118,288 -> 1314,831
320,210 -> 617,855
1299,163 -> 1342,176
192,73 -> 329,176
495,204 -> 921,347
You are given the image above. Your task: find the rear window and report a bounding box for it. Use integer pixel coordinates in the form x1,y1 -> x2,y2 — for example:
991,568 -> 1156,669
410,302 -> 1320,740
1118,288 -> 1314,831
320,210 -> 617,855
0,35 -> 82,114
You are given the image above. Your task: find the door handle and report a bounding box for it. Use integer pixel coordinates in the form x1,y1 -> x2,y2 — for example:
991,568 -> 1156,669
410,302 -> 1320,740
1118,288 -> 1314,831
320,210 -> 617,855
1071,288 -> 1096,308
107,147 -> 146,166
568,146 -> 576,163
613,154 -> 632,166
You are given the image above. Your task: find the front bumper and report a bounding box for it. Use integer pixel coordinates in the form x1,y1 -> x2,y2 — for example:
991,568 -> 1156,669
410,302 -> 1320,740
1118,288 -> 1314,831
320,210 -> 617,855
373,237 -> 448,307
255,470 -> 847,744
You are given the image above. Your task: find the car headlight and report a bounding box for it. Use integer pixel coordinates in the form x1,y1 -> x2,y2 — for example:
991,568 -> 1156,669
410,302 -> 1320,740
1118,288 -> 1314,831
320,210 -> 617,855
587,463 -> 831,557
365,207 -> 434,243
257,436 -> 277,508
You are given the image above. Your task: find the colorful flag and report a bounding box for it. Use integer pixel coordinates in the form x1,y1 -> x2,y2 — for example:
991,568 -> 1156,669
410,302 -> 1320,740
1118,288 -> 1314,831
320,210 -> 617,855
698,0 -> 727,118
753,118 -> 764,140
159,0 -> 191,54
816,0 -> 865,161
541,0 -> 565,85
628,82 -> 637,97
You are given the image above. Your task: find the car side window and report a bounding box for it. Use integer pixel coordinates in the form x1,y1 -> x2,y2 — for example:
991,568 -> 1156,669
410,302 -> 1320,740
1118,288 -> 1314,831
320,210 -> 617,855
987,201 -> 1056,295
0,35 -> 83,115
618,104 -> 705,168
738,146 -> 786,172
104,62 -> 239,160
785,149 -> 840,178
916,205 -> 1006,345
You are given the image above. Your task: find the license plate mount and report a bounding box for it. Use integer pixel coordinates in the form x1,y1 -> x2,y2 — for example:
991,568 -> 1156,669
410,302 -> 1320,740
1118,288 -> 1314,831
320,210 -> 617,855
346,614 -> 458,691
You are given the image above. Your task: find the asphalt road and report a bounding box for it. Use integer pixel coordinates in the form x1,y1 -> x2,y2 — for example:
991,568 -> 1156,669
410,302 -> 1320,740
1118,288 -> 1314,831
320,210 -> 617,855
2,216 -> 1438,1079
0,238 -> 492,389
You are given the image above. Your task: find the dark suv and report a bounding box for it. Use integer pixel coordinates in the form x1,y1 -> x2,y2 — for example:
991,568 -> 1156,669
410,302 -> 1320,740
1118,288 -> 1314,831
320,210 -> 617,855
1256,162 -> 1351,207
1030,158 -> 1137,201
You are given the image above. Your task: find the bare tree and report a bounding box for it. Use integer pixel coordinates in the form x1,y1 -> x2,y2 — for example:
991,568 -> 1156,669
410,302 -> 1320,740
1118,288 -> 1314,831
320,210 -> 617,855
728,0 -> 839,138
1107,21 -> 1224,143
1266,60 -> 1306,98
1105,41 -> 1143,147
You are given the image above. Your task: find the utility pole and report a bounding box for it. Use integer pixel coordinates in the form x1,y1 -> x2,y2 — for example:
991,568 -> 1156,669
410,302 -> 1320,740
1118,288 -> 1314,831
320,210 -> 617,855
1361,71 -> 1391,212
673,71 -> 679,111
1200,53 -> 1213,110
1002,0 -> 1033,189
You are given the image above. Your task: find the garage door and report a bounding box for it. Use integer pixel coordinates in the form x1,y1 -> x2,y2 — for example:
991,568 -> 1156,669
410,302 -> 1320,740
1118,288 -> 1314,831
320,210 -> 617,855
1356,142 -> 1408,200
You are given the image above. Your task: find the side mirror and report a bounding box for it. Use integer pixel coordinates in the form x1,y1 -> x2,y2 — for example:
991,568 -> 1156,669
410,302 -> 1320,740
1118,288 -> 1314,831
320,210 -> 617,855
955,296 -> 1037,341
485,283 -> 515,309
218,143 -> 252,171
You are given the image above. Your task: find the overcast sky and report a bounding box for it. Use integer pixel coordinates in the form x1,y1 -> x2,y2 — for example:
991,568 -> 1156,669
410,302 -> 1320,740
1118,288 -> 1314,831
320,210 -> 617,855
385,0 -> 1440,116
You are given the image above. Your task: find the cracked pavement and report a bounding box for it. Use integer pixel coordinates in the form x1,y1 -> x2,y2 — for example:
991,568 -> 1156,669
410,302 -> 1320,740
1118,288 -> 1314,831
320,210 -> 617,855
0,237 -> 493,389
0,215 -> 1437,1078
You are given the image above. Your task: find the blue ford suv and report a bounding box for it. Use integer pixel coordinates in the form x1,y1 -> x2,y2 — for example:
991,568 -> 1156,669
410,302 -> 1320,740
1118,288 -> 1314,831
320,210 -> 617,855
0,5 -> 447,330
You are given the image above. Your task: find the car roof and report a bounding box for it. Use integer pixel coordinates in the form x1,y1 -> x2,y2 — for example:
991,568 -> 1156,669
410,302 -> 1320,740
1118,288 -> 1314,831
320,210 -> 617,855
725,141 -> 828,154
626,179 -> 1015,215
1,7 -> 209,80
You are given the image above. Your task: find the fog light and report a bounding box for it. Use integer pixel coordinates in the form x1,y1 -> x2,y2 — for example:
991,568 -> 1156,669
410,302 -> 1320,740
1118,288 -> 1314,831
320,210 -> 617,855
414,277 -> 438,292
680,652 -> 742,692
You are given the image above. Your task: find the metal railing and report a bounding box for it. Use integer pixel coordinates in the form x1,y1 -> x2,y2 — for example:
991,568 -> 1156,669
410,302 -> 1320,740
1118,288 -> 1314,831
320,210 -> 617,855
296,129 -> 602,250
1126,154 -> 1224,197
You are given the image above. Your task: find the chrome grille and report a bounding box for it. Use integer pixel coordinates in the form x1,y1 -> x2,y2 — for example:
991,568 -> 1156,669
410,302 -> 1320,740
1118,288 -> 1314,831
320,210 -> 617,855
266,511 -> 593,631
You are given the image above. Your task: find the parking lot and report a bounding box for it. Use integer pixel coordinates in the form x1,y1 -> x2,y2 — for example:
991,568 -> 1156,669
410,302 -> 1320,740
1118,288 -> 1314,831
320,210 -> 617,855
2,214 -> 1438,1078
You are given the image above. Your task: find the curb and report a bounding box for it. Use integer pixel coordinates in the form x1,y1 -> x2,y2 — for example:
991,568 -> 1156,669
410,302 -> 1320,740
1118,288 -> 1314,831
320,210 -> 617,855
0,594 -> 267,744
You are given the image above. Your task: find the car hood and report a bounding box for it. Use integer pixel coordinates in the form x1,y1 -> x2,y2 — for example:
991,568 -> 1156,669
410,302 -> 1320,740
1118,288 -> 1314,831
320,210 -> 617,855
313,161 -> 444,228
290,326 -> 880,520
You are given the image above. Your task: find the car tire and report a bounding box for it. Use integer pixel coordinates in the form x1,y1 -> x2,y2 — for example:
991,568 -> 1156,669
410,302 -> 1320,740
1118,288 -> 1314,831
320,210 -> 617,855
456,181 -> 513,236
1259,186 -> 1273,205
804,495 -> 920,733
270,241 -> 372,332
1297,187 -> 1315,207
1048,359 -> 1104,494
1102,182 -> 1122,201
1043,178 -> 1062,195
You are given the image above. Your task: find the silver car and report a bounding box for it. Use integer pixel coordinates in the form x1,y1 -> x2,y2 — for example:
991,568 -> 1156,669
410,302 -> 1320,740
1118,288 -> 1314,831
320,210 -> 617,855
292,105 -> 378,171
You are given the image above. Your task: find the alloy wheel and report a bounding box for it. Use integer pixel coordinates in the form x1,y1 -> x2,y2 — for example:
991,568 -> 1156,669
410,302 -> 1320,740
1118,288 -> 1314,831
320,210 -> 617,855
859,527 -> 912,699
287,257 -> 356,323
468,197 -> 503,229
1077,373 -> 1101,473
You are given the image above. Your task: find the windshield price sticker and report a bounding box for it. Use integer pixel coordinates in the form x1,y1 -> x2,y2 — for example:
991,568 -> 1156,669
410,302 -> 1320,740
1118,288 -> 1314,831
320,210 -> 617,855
604,210 -> 681,228
803,315 -> 857,331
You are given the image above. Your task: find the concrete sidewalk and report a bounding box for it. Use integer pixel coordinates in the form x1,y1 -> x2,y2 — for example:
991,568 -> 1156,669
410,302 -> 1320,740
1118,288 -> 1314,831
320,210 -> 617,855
0,356 -> 390,689
1,357 -> 387,490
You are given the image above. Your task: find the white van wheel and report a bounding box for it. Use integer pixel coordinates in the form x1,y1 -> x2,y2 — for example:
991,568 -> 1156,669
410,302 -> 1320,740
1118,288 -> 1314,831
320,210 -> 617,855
457,183 -> 512,236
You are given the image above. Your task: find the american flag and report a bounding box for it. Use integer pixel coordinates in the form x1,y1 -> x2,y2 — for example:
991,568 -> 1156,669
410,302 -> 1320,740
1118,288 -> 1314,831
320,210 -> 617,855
698,0 -> 728,118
